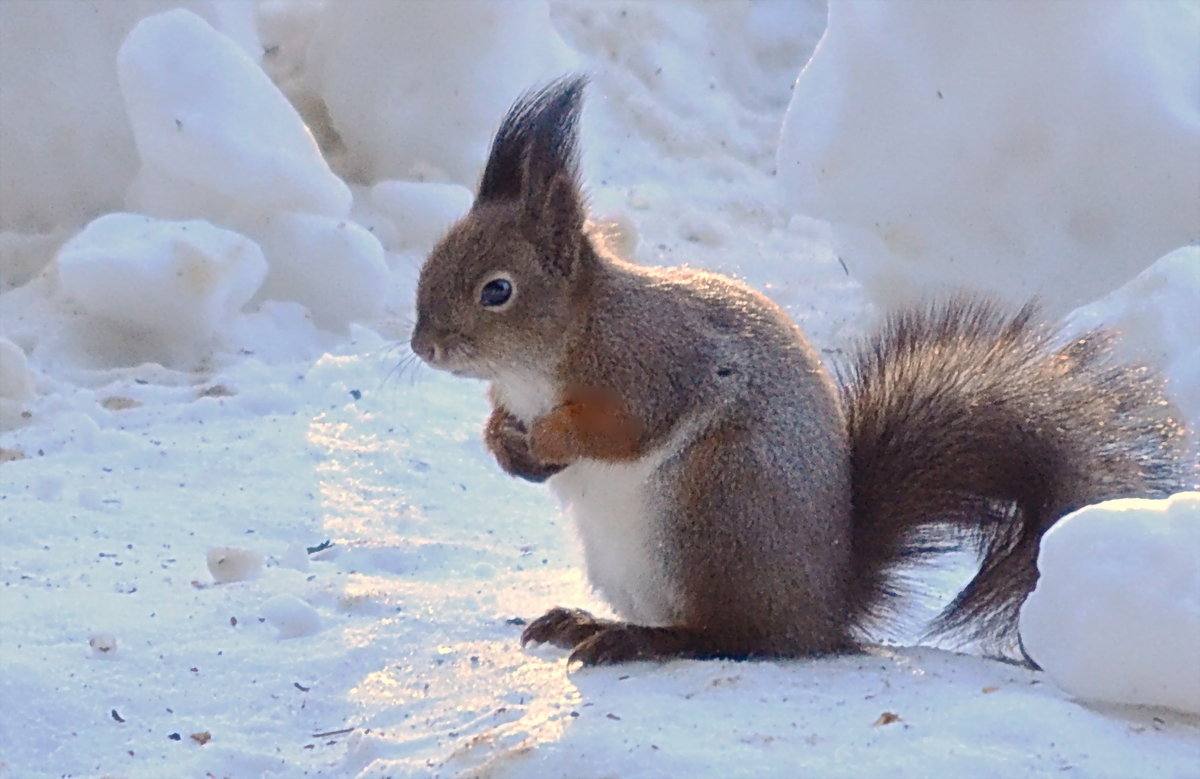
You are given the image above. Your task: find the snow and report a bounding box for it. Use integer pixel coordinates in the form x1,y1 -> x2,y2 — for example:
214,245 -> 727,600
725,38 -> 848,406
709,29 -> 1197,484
777,0 -> 1200,317
250,212 -> 387,332
207,546 -> 266,585
0,0 -> 260,234
1,1 -> 1198,777
0,336 -> 34,430
1020,493 -> 1200,715
1065,245 -> 1200,423
304,0 -> 578,185
119,8 -> 350,221
56,213 -> 267,367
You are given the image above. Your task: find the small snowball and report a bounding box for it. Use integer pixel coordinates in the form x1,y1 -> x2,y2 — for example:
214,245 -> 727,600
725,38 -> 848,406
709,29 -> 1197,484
56,213 -> 267,366
249,212 -> 387,331
0,338 -> 34,399
118,9 -> 350,221
89,633 -> 118,658
0,337 -> 34,430
260,593 -> 322,639
206,546 -> 265,584
369,181 -> 472,251
589,214 -> 639,260
280,542 -> 310,573
1019,493 -> 1200,714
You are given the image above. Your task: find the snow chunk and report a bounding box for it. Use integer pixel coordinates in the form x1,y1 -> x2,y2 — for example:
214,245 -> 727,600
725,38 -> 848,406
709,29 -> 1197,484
778,0 -> 1200,316
305,1 -> 578,184
1019,493 -> 1200,714
250,213 -> 387,331
118,9 -> 350,222
1065,245 -> 1200,424
207,546 -> 265,584
261,594 -> 322,639
0,337 -> 34,430
57,214 -> 267,366
88,633 -> 118,659
280,542 -> 310,573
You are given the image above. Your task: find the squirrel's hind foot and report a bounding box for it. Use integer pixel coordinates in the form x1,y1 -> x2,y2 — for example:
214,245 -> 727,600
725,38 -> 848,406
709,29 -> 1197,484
521,606 -> 610,649
522,607 -> 713,667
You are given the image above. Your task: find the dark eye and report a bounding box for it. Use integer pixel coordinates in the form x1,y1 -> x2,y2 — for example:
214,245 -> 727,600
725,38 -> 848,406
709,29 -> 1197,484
480,277 -> 513,307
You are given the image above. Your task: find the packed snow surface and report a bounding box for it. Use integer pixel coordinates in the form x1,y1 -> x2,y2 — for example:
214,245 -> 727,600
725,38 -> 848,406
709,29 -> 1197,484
1,1 -> 1198,777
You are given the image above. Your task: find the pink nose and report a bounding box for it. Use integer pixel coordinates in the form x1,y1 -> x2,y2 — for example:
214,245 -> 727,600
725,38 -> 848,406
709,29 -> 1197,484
410,331 -> 440,364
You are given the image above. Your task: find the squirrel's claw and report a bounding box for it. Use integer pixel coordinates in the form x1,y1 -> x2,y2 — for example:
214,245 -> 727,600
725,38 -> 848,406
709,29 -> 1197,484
521,606 -> 606,649
485,408 -> 568,482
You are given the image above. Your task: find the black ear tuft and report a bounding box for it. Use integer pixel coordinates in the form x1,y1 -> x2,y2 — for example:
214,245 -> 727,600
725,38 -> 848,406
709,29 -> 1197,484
477,74 -> 588,205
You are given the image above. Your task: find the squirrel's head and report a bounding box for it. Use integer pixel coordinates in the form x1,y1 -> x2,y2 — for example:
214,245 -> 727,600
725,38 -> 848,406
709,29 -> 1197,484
412,75 -> 592,380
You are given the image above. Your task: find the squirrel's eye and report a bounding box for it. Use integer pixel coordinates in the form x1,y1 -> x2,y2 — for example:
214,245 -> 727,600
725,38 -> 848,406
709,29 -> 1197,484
480,277 -> 513,308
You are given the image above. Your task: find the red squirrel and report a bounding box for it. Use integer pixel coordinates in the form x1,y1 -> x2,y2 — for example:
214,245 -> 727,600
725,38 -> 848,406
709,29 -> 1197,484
411,76 -> 1190,666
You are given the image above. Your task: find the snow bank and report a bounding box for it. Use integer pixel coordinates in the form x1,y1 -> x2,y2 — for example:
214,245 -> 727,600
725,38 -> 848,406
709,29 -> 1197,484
305,0 -> 578,185
56,213 -> 266,367
1020,493 -> 1200,714
778,0 -> 1200,316
1065,245 -> 1200,424
0,0 -> 258,234
119,8 -> 349,222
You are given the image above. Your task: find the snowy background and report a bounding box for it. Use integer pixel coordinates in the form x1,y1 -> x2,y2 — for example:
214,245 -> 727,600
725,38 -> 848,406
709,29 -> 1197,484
1,1 -> 1198,776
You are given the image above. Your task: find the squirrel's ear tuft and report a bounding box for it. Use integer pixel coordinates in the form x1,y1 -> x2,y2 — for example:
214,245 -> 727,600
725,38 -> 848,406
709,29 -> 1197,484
477,74 -> 588,209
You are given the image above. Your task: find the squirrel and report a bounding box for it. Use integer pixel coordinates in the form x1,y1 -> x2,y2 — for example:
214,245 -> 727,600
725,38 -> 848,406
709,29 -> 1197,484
410,75 -> 1191,666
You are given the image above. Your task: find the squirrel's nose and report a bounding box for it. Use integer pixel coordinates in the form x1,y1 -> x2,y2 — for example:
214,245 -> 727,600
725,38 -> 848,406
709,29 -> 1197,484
410,328 -> 440,365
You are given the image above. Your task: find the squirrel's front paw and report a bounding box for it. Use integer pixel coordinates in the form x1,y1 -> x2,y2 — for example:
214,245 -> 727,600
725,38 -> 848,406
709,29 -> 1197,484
485,409 -> 567,483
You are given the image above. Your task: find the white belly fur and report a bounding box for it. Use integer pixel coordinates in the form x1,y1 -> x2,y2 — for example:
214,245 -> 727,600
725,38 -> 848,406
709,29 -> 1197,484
490,372 -> 685,626
549,444 -> 682,627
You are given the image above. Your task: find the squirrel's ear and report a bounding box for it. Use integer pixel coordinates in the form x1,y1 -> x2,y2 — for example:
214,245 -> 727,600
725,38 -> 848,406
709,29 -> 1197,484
477,75 -> 588,274
524,169 -> 585,276
478,75 -> 586,204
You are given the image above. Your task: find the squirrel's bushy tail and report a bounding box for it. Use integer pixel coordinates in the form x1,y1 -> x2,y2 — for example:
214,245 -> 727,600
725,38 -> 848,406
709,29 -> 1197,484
839,297 -> 1191,652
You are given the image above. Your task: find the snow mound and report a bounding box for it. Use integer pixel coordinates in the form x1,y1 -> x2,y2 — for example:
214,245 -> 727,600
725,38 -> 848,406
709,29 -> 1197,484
778,0 -> 1200,316
118,8 -> 350,222
0,0 -> 258,233
1065,245 -> 1200,425
56,213 -> 266,366
305,0 -> 578,185
1019,492 -> 1200,714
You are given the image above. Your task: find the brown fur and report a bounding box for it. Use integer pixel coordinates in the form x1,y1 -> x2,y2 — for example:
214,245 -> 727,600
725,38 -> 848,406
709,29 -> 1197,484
412,76 -> 1193,666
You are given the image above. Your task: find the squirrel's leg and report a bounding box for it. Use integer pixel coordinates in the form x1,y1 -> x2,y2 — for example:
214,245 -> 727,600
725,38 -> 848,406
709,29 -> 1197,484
529,386 -> 643,463
525,416 -> 853,666
484,405 -> 567,482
